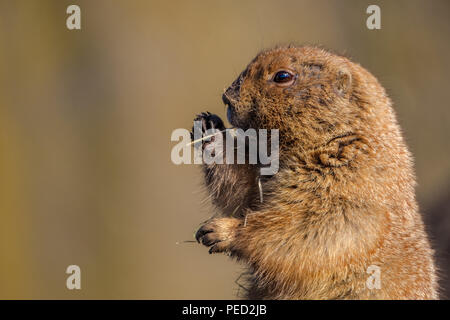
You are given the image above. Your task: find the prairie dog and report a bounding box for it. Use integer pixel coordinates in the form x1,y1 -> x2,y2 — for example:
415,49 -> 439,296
192,46 -> 438,299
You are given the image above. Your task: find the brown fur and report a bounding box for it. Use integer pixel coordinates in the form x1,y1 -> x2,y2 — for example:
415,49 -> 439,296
193,45 -> 438,299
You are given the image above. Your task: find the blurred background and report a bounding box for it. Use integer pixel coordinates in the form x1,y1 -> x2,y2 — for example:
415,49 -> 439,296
0,0 -> 449,299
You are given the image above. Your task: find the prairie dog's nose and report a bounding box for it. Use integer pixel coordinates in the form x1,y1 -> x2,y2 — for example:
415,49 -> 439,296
223,71 -> 245,106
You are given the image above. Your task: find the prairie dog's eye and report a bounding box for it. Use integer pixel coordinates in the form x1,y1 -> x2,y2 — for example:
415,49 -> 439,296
273,70 -> 295,85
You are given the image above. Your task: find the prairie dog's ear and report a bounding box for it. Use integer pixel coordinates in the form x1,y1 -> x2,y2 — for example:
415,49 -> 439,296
334,69 -> 352,96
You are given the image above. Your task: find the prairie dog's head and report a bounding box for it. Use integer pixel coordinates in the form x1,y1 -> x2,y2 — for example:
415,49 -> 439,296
223,46 -> 395,153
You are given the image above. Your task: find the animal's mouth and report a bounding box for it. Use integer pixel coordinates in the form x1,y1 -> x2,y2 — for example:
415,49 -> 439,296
226,103 -> 235,125
222,93 -> 237,126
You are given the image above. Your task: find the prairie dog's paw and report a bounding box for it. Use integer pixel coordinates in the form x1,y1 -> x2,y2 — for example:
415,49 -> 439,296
191,112 -> 226,150
193,112 -> 226,133
195,218 -> 241,254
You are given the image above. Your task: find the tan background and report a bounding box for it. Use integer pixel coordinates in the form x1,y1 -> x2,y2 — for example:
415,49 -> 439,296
0,0 -> 449,299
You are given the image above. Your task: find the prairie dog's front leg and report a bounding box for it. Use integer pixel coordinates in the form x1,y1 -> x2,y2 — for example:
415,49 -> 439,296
192,112 -> 259,216
195,217 -> 242,254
